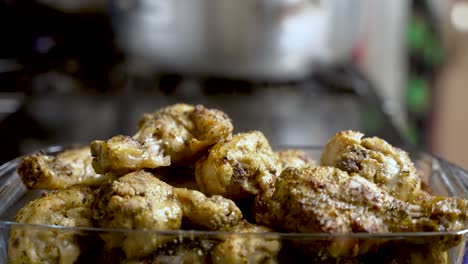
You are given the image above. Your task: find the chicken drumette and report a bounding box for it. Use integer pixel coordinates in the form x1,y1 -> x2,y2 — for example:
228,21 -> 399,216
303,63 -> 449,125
93,170 -> 242,259
258,166 -> 416,234
175,188 -> 242,230
93,170 -> 184,259
90,104 -> 233,174
273,166 -> 466,232
8,186 -> 95,264
211,220 -> 281,264
90,135 -> 170,176
195,131 -> 280,200
17,146 -> 109,190
257,166 -> 468,257
254,149 -> 316,227
321,131 -> 421,202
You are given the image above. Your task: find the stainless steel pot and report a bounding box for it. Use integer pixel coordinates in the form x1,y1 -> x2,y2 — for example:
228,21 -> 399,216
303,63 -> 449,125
109,0 -> 369,80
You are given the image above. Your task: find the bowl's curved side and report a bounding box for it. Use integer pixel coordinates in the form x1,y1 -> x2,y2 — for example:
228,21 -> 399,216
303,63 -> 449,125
0,146 -> 467,263
433,155 -> 468,198
0,145 -> 69,219
0,157 -> 27,218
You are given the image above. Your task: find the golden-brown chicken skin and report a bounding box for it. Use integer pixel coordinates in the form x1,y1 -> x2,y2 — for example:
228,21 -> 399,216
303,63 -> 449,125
8,186 -> 95,264
321,131 -> 421,202
257,166 -> 409,258
264,166 -> 468,233
90,135 -> 170,175
92,170 -> 243,259
211,220 -> 281,264
259,166 -> 417,235
93,170 -> 183,259
277,149 -> 316,171
90,104 -> 233,174
135,104 -> 233,164
17,147 -> 109,190
174,188 -> 242,230
254,149 -> 316,226
195,131 -> 280,200
258,166 -> 468,257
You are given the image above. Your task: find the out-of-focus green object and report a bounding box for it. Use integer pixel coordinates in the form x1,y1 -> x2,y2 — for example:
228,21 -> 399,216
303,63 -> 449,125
404,0 -> 443,148
407,77 -> 430,115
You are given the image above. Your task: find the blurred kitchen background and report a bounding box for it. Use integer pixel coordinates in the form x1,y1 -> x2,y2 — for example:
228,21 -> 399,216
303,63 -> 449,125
0,0 -> 467,168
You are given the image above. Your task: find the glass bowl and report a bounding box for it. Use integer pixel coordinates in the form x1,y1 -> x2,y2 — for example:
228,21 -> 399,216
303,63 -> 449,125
0,146 -> 467,263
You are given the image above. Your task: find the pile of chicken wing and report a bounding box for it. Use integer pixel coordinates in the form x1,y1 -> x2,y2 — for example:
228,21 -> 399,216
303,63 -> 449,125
9,104 -> 468,264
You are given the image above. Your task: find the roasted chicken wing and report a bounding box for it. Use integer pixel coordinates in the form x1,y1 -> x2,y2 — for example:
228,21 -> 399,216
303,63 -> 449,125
211,220 -> 281,264
93,170 -> 183,259
259,166 -> 417,235
93,169 -> 244,259
253,149 -> 316,227
258,166 -> 468,257
174,188 -> 242,230
90,104 -> 233,174
195,131 -> 280,200
266,166 -> 467,233
136,104 -> 233,164
8,187 -> 95,264
321,131 -> 421,202
90,135 -> 170,175
18,147 -> 108,190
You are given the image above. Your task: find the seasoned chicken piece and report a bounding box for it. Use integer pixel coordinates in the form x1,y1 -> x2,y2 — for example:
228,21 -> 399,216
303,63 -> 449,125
17,147 -> 109,190
135,104 -> 233,164
90,104 -> 233,174
93,170 -> 183,259
211,220 -> 281,264
8,187 -> 95,264
174,188 -> 242,230
195,131 -> 281,200
277,149 -> 316,170
254,149 -> 316,226
321,131 -> 421,202
260,166 -> 416,235
268,166 -> 468,233
90,135 -> 170,175
258,166 -> 468,257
